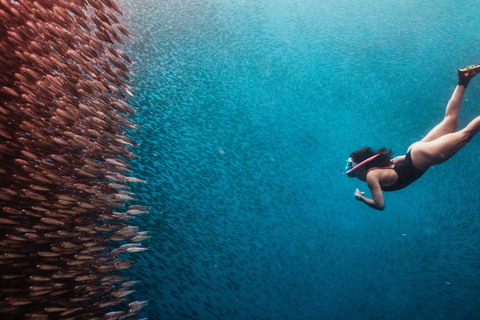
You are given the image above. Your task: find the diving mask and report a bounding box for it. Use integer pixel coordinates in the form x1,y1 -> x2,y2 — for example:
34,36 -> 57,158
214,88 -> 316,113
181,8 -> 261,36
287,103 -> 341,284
345,154 -> 380,177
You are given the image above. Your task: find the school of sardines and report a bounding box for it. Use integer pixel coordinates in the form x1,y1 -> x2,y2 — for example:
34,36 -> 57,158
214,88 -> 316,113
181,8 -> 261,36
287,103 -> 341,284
0,0 -> 148,318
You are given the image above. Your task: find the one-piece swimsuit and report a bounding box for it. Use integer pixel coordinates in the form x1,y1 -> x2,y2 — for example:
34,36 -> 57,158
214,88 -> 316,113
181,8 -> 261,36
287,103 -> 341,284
381,151 -> 427,192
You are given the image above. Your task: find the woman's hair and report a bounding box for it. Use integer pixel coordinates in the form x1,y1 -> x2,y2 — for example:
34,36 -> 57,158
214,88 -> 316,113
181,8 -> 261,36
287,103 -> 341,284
350,146 -> 393,169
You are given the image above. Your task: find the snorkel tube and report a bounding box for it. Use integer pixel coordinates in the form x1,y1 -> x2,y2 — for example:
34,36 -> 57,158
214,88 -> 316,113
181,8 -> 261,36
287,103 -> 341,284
346,154 -> 380,177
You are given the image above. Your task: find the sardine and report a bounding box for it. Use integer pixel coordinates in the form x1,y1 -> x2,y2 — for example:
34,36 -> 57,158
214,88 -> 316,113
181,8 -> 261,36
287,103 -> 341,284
129,300 -> 149,312
122,281 -> 140,287
126,247 -> 148,253
113,289 -> 134,298
5,298 -> 32,306
44,307 -> 67,312
0,86 -> 20,97
126,210 -> 148,215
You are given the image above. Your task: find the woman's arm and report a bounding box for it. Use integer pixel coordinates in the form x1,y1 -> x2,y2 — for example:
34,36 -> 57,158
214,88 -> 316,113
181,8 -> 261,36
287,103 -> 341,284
354,176 -> 385,211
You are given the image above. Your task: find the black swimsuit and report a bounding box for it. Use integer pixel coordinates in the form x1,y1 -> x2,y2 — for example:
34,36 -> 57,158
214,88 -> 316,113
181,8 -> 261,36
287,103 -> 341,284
381,152 -> 427,192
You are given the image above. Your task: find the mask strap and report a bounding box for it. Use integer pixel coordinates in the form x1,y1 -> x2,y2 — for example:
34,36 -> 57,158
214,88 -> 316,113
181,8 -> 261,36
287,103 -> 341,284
346,154 -> 380,175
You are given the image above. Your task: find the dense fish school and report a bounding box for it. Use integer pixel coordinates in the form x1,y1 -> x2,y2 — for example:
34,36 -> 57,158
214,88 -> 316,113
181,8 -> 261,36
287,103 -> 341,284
0,0 -> 148,318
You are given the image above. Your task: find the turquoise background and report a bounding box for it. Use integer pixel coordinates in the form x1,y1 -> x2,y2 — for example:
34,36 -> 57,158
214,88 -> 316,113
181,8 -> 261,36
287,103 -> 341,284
119,0 -> 480,318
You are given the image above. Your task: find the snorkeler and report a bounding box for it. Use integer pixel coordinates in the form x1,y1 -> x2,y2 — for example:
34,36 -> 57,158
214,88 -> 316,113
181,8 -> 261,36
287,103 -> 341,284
346,65 -> 480,210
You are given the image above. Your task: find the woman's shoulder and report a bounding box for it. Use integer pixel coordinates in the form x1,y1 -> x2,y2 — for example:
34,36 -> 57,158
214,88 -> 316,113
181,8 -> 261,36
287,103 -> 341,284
367,164 -> 395,173
366,166 -> 396,179
366,166 -> 398,184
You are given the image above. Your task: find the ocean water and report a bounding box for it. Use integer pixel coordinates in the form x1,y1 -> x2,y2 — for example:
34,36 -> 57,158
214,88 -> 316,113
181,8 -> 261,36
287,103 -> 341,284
119,0 -> 480,319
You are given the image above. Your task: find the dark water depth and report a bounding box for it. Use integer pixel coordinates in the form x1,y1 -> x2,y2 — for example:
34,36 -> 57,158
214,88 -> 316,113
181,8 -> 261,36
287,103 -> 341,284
119,0 -> 480,319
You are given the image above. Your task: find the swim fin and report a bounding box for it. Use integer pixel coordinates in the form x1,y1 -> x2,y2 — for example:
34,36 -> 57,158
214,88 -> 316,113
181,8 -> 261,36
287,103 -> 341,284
458,64 -> 480,88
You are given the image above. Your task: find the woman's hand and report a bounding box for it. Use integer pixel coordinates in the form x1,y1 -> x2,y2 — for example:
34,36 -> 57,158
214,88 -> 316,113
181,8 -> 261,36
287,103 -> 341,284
354,175 -> 386,211
354,188 -> 365,200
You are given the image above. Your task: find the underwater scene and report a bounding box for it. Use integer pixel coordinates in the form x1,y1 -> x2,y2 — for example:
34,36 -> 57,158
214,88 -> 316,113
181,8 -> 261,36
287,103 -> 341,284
1,0 -> 480,319
124,0 -> 480,319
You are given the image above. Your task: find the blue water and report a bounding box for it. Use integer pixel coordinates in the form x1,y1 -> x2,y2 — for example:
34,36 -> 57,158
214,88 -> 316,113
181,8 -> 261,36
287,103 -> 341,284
119,0 -> 480,319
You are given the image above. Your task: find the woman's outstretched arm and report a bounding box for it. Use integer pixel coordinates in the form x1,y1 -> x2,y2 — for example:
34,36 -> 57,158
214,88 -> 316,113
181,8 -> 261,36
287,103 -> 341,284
354,176 -> 385,211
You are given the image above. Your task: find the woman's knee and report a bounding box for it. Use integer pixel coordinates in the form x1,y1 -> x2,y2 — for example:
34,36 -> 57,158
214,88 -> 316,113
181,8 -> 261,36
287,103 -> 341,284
464,116 -> 480,137
461,128 -> 476,144
436,131 -> 471,161
443,114 -> 459,132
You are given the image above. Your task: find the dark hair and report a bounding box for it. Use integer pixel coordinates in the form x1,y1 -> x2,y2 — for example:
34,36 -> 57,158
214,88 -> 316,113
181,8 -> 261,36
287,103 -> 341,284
350,146 -> 393,170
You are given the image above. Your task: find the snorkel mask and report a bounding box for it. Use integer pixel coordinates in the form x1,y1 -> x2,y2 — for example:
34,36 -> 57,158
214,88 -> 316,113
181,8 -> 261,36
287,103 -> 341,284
345,158 -> 354,172
345,154 -> 380,177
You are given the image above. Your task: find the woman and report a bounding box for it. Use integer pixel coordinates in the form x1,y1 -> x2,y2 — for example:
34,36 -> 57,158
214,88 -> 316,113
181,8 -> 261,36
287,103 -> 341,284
346,65 -> 480,210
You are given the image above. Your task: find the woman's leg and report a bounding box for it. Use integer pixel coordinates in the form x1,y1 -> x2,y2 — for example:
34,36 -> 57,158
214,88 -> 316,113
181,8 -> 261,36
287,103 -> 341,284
417,65 -> 480,143
410,115 -> 480,171
419,85 -> 465,143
